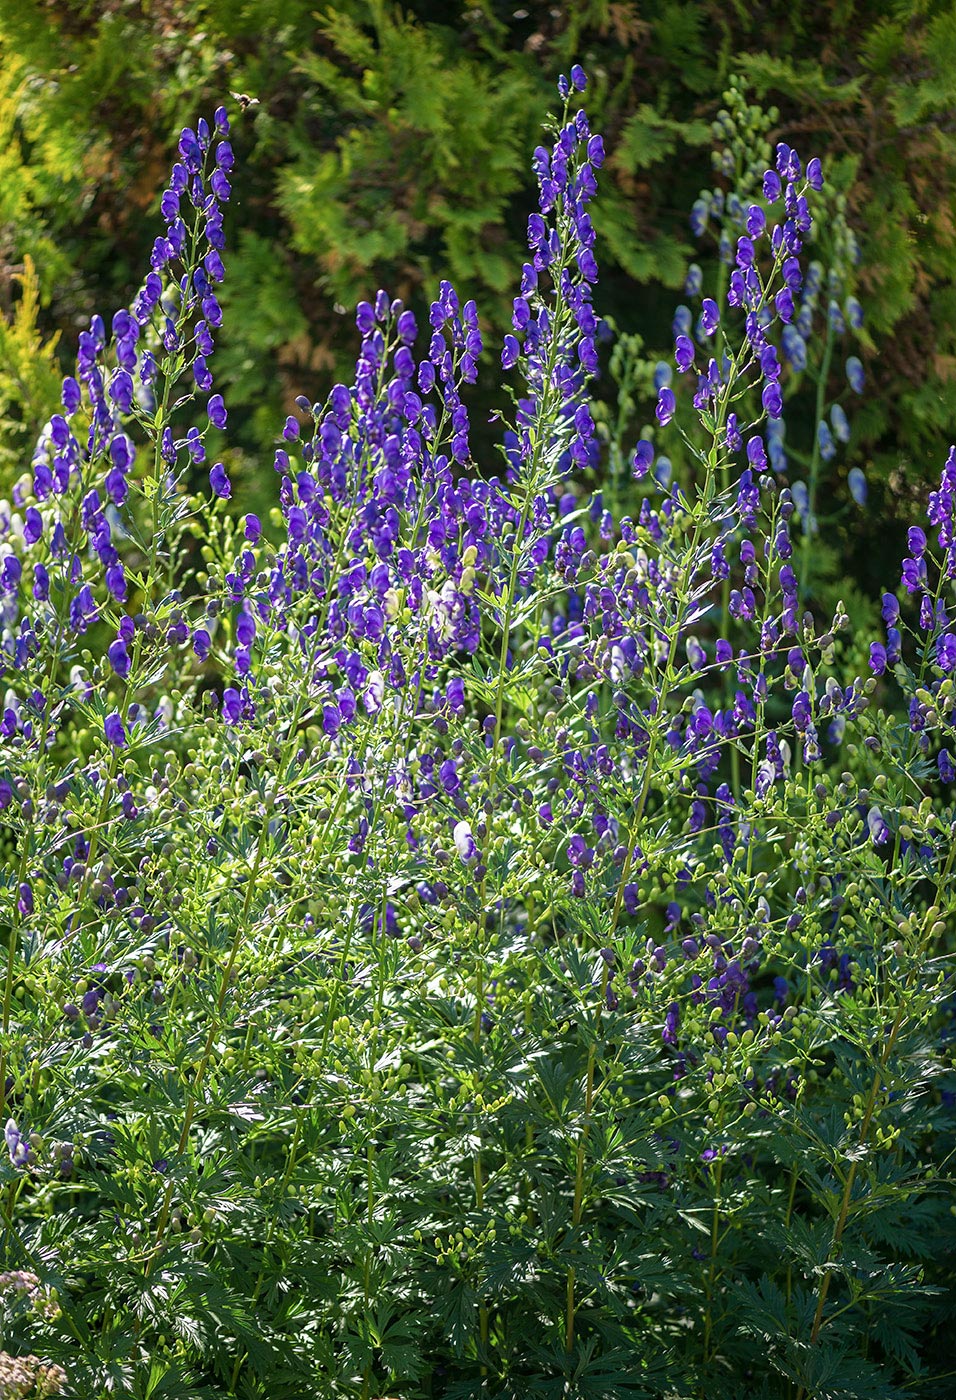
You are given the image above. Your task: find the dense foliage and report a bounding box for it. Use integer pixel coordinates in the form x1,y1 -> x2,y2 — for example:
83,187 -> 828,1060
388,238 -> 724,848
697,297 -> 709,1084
1,69 -> 955,1399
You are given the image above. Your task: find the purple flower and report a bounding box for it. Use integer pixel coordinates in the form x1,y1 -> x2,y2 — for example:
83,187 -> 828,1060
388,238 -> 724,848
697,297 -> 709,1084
109,371 -> 134,413
104,712 -> 127,748
762,381 -> 783,419
746,205 -> 766,239
453,820 -> 478,866
23,507 -> 42,544
937,633 -> 956,672
62,376 -> 81,413
222,688 -> 242,724
908,526 -> 927,557
502,335 -> 520,369
108,639 -> 131,678
675,335 -> 695,373
846,356 -> 865,394
831,403 -> 850,443
847,467 -> 867,507
869,642 -> 887,675
209,462 -> 231,499
186,426 -> 205,463
746,436 -> 767,472
570,64 -> 587,91
763,169 -> 782,203
632,439 -> 654,479
807,157 -> 824,190
208,394 -> 227,429
701,298 -> 720,336
106,563 -> 127,602
775,289 -> 794,323
5,1119 -> 30,1169
439,759 -> 460,794
656,387 -> 676,426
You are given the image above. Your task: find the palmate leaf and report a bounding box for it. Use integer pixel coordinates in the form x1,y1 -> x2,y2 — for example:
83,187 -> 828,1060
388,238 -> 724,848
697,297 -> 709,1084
518,1334 -> 670,1399
732,1272 -> 791,1338
142,1357 -> 220,1399
439,1280 -> 479,1352
377,1319 -> 430,1383
785,1338 -> 907,1400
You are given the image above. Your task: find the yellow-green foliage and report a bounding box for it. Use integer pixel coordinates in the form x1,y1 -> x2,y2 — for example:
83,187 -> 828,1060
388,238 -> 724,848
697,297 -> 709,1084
0,255 -> 62,492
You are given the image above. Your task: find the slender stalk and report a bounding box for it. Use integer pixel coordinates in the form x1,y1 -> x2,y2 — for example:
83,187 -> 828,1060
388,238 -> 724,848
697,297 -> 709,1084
701,1154 -> 725,1369
797,318 -> 835,603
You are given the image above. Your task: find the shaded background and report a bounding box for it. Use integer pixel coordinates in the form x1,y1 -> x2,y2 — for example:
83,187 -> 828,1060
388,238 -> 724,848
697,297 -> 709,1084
1,0 -> 954,597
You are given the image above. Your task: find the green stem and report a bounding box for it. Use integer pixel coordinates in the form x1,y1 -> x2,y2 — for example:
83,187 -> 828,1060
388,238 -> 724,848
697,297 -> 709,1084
798,318 -> 835,603
701,1154 -> 725,1370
